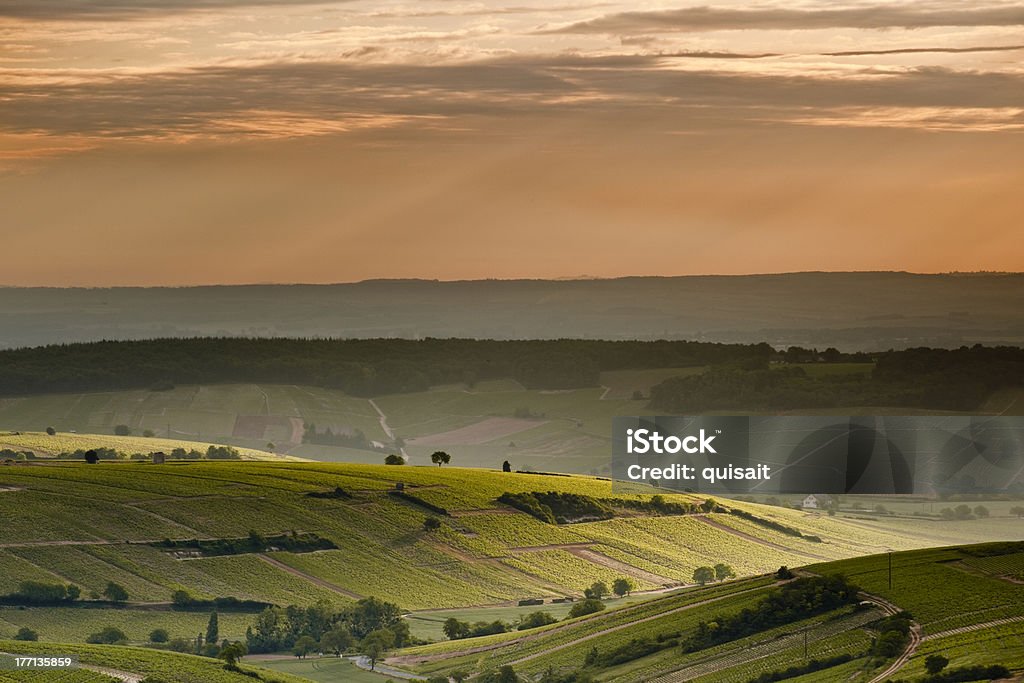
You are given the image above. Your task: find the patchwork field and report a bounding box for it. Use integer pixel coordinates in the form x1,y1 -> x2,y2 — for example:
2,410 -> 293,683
3,378 -> 1021,476
0,371 -> 694,475
0,460 -> 1020,682
0,461 -> 1019,638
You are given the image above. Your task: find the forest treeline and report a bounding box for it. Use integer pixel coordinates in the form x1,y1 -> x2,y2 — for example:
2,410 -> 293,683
0,338 -> 1020,411
0,337 -> 768,396
649,345 -> 1024,411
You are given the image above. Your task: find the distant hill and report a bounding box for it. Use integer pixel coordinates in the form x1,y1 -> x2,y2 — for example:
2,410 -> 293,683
3,272 -> 1023,350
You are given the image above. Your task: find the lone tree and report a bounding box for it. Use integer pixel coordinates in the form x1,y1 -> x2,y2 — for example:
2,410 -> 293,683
292,635 -> 318,659
45,427 -> 56,436
384,454 -> 405,465
443,618 -> 470,640
206,611 -> 219,645
502,460 -> 512,472
714,563 -> 736,582
612,577 -> 635,597
925,654 -> 950,675
84,449 -> 99,464
320,625 -> 353,656
361,629 -> 395,670
114,424 -> 132,436
219,641 -> 247,668
423,516 -> 442,532
430,450 -> 451,467
103,581 -> 129,603
149,628 -> 170,643
693,566 -> 715,586
585,581 -> 609,600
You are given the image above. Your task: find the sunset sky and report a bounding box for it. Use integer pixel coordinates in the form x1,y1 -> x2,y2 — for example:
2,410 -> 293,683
1,0 -> 1022,285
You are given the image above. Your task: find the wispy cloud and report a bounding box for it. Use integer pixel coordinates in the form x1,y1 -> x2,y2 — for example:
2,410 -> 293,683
823,44 -> 1024,57
3,57 -> 1023,148
544,5 -> 1024,34
0,0 -> 345,21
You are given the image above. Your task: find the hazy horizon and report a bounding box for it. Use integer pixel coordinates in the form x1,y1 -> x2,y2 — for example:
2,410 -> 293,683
2,269 -> 1024,289
2,0 -> 1023,286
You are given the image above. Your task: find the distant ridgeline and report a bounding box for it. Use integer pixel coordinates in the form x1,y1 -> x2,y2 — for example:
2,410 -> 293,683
0,338 -> 1021,411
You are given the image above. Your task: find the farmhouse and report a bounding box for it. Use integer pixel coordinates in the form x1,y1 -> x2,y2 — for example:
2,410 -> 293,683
802,494 -> 833,510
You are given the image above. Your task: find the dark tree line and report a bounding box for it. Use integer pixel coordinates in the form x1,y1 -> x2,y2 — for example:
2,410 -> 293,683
650,345 -> 1024,412
0,337 -> 767,397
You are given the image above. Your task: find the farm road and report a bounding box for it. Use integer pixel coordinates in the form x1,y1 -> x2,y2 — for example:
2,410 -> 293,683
82,663 -> 145,683
0,653 -> 142,683
352,655 -> 426,680
860,591 -> 921,683
369,399 -> 407,460
256,554 -> 363,600
923,614 -> 1024,642
694,515 -> 829,561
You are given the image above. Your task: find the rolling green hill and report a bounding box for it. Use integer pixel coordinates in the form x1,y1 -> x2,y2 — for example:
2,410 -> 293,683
0,461 -> 1020,651
391,542 -> 1024,682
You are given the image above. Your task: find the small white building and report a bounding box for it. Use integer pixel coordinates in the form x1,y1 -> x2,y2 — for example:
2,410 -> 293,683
802,494 -> 833,510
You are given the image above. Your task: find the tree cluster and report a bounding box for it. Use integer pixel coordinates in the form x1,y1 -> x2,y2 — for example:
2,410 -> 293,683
244,597 -> 410,656
683,575 -> 860,652
497,491 -> 614,524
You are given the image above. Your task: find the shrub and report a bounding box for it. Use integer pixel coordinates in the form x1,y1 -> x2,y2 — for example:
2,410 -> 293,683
86,626 -> 128,644
518,611 -> 558,631
14,626 -> 38,641
567,599 -> 605,618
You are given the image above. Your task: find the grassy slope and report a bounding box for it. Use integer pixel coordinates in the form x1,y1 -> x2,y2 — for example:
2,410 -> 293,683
395,542 -> 1024,682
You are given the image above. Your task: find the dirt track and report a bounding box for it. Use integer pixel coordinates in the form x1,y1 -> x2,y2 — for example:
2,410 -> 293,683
256,554 -> 363,600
